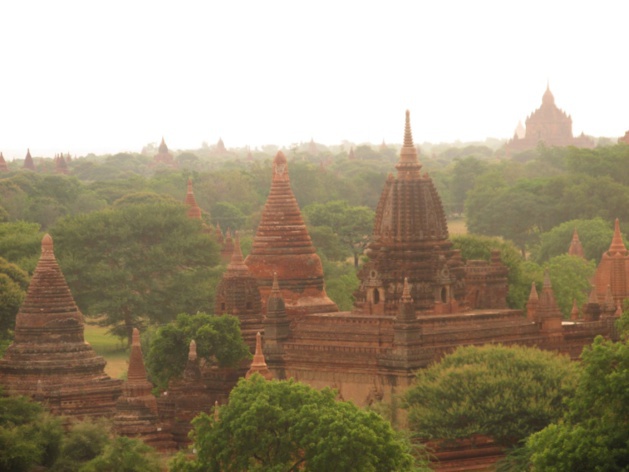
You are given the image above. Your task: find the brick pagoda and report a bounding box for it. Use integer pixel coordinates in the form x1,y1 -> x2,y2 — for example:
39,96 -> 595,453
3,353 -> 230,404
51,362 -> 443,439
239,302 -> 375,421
0,234 -> 122,418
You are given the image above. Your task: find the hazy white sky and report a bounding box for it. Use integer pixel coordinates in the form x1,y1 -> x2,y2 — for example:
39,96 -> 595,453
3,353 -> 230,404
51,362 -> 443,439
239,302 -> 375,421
1,1 -> 627,158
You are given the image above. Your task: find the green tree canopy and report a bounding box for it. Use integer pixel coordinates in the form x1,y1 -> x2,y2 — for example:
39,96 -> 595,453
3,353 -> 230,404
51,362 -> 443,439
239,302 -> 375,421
404,344 -> 578,448
211,201 -> 246,231
527,336 -> 629,471
0,257 -> 29,338
79,436 -> 162,472
51,202 -> 221,344
303,200 -> 374,267
171,375 -> 423,472
545,254 -> 596,317
532,217 -> 615,263
145,313 -> 250,389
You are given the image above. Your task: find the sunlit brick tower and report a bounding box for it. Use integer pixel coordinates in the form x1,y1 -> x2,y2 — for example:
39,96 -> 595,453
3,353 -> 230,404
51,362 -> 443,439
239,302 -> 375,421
114,328 -> 175,451
184,178 -> 202,220
0,234 -> 122,418
354,110 -> 467,315
245,151 -> 338,316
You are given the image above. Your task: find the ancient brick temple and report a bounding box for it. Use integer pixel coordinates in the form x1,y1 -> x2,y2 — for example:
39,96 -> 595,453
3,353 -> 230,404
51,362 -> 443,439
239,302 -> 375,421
568,228 -> 585,258
184,178 -> 202,220
590,218 -> 629,307
23,149 -> 36,171
225,110 -> 618,411
505,84 -> 594,153
0,234 -> 122,418
114,328 -> 176,451
153,137 -> 177,167
244,150 -> 338,316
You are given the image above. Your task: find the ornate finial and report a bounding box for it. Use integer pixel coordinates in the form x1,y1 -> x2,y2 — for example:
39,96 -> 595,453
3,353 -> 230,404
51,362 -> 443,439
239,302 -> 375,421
609,218 -> 626,254
230,231 -> 244,264
41,234 -> 54,259
213,400 -> 219,422
396,110 -> 422,178
132,328 -> 141,346
255,331 -> 263,357
273,151 -> 288,181
403,110 -> 413,148
272,272 -> 280,292
188,339 -> 197,361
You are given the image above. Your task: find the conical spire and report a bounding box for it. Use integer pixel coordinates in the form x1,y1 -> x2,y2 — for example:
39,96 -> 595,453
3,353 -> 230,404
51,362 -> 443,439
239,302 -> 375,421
158,137 -> 168,154
568,228 -> 585,258
23,149 -> 35,170
526,282 -> 539,320
184,178 -> 202,220
126,328 -> 150,389
188,339 -> 197,361
395,110 -> 422,179
245,332 -> 273,380
226,232 -> 248,274
608,218 -> 626,255
542,82 -> 555,106
537,270 -> 562,320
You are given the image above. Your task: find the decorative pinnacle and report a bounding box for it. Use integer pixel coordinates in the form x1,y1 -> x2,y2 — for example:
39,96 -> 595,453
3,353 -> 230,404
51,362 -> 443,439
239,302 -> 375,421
543,269 -> 552,289
396,110 -> 422,178
272,272 -> 280,292
230,231 -> 245,265
528,281 -> 539,301
403,110 -> 414,148
401,277 -> 413,302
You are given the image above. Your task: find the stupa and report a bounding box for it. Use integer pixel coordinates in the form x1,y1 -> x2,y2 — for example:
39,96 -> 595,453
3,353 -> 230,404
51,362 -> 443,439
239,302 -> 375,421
568,228 -> 585,258
184,178 -> 202,220
23,149 -> 36,171
245,151 -> 338,316
0,152 -> 8,172
153,138 -> 176,167
0,234 -> 122,418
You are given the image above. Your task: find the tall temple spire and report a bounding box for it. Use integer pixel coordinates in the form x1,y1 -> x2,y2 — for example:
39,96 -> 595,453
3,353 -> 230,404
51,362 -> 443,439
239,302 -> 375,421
395,110 -> 422,179
184,178 -> 202,220
608,218 -> 626,255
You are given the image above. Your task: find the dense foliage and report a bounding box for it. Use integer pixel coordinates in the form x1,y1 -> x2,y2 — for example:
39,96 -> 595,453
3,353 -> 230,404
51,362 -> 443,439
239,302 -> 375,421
171,375 -> 425,472
404,344 -> 578,447
51,202 -> 221,344
0,257 -> 29,338
145,313 -> 251,389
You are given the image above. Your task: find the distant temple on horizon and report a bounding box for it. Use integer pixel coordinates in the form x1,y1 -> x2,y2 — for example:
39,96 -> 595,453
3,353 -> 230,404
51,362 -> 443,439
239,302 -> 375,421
504,84 -> 595,153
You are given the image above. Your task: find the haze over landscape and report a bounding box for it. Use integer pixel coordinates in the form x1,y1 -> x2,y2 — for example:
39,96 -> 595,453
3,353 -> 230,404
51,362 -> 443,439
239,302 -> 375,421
1,0 -> 627,158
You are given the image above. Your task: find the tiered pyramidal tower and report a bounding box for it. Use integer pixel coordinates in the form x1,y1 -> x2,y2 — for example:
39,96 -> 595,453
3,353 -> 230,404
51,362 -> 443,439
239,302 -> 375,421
245,151 -> 338,316
0,234 -> 122,418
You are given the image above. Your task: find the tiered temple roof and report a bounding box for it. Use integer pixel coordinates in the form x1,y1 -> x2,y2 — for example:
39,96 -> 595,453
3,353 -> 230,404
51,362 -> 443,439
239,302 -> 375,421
245,151 -> 338,315
354,110 -> 466,315
0,234 -> 122,418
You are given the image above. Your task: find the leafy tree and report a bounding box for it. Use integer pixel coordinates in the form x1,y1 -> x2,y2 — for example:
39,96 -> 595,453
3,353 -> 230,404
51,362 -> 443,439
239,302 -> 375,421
51,418 -> 112,471
404,344 -> 578,448
309,226 -> 349,261
303,200 -> 374,267
171,375 -> 423,472
145,313 -> 250,389
321,257 -> 360,311
0,394 -> 64,472
79,436 -> 162,472
449,156 -> 489,215
51,202 -> 220,344
527,336 -> 629,471
546,254 -> 596,317
0,257 -> 29,338
532,217 -> 614,263
211,201 -> 246,231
